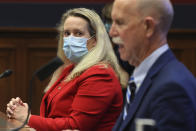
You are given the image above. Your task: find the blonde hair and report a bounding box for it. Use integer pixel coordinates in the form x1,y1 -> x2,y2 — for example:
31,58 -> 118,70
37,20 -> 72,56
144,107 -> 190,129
57,8 -> 128,88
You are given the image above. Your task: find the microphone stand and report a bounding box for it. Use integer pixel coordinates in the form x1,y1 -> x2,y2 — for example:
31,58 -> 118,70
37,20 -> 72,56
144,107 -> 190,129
12,72 -> 35,131
11,57 -> 63,131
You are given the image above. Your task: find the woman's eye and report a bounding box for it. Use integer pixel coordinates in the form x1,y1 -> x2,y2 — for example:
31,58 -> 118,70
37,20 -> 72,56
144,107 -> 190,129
64,31 -> 70,36
75,32 -> 82,36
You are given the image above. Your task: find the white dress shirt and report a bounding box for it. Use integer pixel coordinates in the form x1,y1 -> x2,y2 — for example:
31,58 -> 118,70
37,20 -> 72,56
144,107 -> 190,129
132,44 -> 169,93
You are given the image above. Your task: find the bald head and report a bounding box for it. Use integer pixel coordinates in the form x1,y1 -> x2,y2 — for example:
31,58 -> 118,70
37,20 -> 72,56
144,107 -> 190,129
133,0 -> 174,35
111,0 -> 174,65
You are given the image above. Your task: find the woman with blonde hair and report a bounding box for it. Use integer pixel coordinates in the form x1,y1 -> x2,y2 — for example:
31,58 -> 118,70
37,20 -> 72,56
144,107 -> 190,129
6,8 -> 128,131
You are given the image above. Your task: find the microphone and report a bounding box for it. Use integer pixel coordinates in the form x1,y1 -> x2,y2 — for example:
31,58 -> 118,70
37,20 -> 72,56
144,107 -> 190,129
35,56 -> 64,81
12,56 -> 64,131
0,69 -> 13,79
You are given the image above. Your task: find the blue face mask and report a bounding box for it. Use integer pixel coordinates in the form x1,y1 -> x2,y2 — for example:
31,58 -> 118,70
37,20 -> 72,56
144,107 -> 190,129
104,22 -> 111,33
63,35 -> 89,63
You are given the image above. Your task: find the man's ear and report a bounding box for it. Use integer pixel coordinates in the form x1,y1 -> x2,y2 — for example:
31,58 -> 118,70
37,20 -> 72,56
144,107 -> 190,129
144,17 -> 156,38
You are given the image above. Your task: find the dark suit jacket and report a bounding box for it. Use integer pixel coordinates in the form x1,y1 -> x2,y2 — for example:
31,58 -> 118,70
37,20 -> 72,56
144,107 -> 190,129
113,49 -> 196,131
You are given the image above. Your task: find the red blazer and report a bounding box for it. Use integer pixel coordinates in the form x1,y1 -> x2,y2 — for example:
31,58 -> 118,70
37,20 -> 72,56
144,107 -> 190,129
28,64 -> 123,131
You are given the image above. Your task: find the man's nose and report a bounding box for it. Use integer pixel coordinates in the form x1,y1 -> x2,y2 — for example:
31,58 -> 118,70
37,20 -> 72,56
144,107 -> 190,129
109,23 -> 117,37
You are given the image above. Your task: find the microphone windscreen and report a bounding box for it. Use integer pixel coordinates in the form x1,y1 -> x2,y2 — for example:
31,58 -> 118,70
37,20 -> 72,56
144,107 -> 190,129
4,69 -> 13,77
35,57 -> 64,81
0,69 -> 13,78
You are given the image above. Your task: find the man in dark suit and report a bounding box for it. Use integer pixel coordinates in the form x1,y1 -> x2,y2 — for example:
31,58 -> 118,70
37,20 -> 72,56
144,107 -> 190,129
109,0 -> 196,130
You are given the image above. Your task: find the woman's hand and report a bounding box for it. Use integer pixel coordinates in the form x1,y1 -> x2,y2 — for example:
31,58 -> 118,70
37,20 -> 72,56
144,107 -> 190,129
6,97 -> 30,122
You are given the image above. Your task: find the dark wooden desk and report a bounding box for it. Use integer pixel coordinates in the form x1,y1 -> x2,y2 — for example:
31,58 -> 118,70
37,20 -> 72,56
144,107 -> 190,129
0,111 -> 34,131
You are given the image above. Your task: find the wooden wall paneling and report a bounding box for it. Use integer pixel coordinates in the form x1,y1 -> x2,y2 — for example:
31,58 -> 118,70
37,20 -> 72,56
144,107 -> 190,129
25,29 -> 58,114
0,28 -> 58,115
27,47 -> 57,114
15,42 -> 27,103
0,47 -> 15,112
168,30 -> 196,76
0,27 -> 195,116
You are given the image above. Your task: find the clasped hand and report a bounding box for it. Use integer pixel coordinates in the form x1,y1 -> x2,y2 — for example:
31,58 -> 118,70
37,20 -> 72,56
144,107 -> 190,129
6,97 -> 30,123
6,97 -> 79,131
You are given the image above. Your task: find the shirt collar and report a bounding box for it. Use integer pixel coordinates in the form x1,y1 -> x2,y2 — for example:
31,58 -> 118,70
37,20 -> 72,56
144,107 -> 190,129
132,44 -> 169,92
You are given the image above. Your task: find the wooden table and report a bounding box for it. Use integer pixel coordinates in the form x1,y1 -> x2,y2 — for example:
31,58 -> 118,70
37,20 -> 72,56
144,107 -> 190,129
0,111 -> 34,131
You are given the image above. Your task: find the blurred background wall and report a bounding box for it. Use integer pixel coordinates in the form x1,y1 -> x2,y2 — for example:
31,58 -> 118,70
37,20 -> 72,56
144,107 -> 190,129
0,0 -> 195,28
0,0 -> 195,115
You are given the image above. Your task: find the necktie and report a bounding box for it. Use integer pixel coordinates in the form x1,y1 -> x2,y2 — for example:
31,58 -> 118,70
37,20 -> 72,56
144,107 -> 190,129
123,76 -> 136,120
